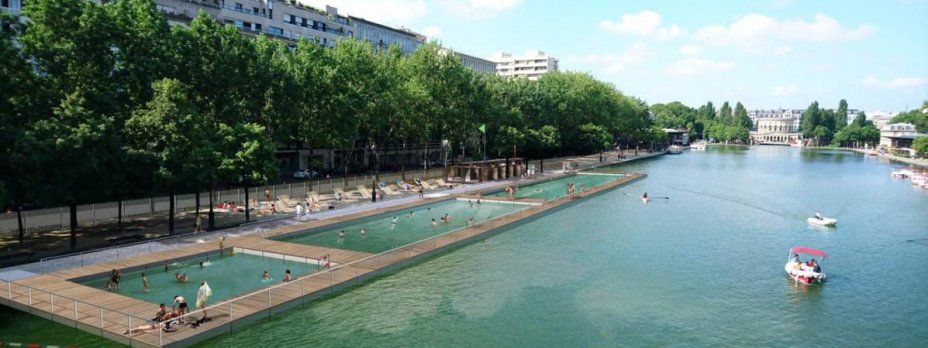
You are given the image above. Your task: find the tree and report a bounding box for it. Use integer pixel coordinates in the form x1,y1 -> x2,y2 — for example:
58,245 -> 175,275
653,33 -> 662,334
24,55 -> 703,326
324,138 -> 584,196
734,102 -> 752,130
890,100 -> 928,132
125,79 -> 217,234
913,137 -> 928,158
835,99 -> 848,131
576,123 -> 611,154
718,102 -> 732,125
800,101 -> 821,138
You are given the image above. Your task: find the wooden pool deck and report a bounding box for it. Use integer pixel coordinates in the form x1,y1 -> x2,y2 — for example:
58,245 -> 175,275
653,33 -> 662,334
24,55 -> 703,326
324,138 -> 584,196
1,172 -> 645,347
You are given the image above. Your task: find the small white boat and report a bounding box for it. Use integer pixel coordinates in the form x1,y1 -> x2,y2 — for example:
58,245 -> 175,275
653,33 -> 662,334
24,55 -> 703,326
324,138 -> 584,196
668,145 -> 684,154
807,216 -> 837,227
891,169 -> 914,179
785,247 -> 826,285
690,141 -> 706,151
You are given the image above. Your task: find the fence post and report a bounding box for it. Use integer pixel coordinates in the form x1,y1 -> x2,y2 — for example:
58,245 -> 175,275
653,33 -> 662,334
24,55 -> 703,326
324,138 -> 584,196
266,290 -> 271,319
127,315 -> 132,346
229,301 -> 233,334
49,293 -> 53,314
100,307 -> 103,330
7,281 -> 11,305
73,300 -> 77,320
59,207 -> 63,230
288,183 -> 292,198
28,288 -> 32,307
149,197 -> 154,217
92,204 -> 96,226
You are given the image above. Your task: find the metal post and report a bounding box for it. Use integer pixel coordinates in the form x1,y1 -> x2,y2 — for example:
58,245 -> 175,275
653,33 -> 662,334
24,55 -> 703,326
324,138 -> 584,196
228,301 -> 233,334
92,204 -> 96,226
28,288 -> 32,307
7,281 -> 11,305
127,315 -> 132,346
49,293 -> 53,314
266,290 -> 271,319
73,300 -> 77,320
100,308 -> 104,330
288,183 -> 292,198
59,207 -> 63,229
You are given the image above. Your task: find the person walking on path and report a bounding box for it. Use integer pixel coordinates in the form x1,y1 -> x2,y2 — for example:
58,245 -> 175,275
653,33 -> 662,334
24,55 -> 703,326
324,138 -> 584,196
194,213 -> 203,233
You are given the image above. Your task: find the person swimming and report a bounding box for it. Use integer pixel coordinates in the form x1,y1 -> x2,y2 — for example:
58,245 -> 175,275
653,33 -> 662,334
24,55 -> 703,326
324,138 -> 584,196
142,272 -> 150,293
283,269 -> 292,282
262,270 -> 271,281
391,216 -> 398,225
175,273 -> 188,283
431,218 -> 438,229
467,217 -> 475,226
407,211 -> 414,219
202,258 -> 212,267
360,227 -> 367,238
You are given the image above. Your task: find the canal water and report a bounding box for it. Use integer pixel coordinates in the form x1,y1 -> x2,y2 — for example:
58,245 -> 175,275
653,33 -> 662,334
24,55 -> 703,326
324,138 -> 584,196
3,146 -> 927,346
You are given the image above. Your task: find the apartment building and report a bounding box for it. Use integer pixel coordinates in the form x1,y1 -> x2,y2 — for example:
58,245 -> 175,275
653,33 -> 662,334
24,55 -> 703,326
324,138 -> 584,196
440,48 -> 496,74
350,15 -> 424,56
493,50 -> 559,80
154,0 -> 351,46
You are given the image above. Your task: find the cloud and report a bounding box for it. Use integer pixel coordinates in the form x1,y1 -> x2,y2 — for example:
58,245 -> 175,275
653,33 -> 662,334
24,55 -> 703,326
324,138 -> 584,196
599,10 -> 685,40
664,58 -> 735,76
298,0 -> 427,26
679,45 -> 703,55
861,76 -> 927,89
772,85 -> 798,96
567,43 -> 655,74
439,0 -> 524,19
774,45 -> 792,56
422,26 -> 442,39
693,13 -> 876,49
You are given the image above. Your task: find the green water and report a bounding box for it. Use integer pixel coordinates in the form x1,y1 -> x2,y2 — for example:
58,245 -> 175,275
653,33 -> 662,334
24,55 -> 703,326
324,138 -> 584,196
81,253 -> 319,306
197,146 -> 928,346
275,200 -> 528,254
0,305 -> 125,347
5,146 -> 928,346
487,173 -> 621,201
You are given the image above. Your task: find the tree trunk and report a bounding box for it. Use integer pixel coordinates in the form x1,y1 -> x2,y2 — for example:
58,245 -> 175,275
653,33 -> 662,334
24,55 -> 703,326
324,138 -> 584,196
16,204 -> 24,246
117,199 -> 123,227
69,203 -> 77,250
244,180 -> 251,223
168,189 -> 175,235
208,182 -> 215,230
195,192 -> 201,218
401,141 -> 407,181
424,140 -> 430,179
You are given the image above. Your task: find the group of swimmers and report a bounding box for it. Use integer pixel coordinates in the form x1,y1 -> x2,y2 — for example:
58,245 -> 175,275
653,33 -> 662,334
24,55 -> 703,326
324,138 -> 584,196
106,269 -> 123,291
504,185 -> 518,200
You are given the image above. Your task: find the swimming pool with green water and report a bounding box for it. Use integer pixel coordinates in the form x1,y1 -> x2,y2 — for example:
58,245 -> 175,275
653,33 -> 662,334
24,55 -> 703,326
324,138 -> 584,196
80,252 -> 320,307
274,200 -> 528,254
487,173 -> 622,201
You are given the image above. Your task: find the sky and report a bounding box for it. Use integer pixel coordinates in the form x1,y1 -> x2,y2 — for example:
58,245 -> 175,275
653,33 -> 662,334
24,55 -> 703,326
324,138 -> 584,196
302,0 -> 928,112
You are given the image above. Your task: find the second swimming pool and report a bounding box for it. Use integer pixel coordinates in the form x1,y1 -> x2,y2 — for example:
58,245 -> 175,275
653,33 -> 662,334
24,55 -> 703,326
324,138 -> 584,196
274,200 -> 529,254
488,173 -> 622,201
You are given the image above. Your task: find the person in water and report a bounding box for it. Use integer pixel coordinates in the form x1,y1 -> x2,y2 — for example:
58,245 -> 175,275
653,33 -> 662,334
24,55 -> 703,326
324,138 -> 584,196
642,192 -> 649,199
338,230 -> 346,245
141,272 -> 150,293
175,273 -> 188,283
283,269 -> 292,282
431,218 -> 438,229
262,270 -> 271,280
360,227 -> 367,237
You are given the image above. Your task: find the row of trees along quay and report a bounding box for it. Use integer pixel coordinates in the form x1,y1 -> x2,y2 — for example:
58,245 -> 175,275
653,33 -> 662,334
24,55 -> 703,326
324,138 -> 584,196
0,0 -> 658,250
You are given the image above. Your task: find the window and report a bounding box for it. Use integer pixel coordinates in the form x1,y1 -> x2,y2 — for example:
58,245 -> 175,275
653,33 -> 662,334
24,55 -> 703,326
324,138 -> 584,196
1,0 -> 9,7
254,23 -> 262,31
268,26 -> 283,35
235,3 -> 242,10
234,20 -> 244,29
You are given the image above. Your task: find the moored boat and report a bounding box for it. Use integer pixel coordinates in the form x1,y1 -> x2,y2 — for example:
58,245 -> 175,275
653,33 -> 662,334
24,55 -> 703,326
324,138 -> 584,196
668,145 -> 684,154
785,247 -> 826,285
807,216 -> 837,227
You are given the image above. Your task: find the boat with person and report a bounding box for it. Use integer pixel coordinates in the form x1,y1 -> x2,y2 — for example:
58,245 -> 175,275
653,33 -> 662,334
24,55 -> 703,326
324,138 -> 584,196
785,247 -> 827,285
807,212 -> 837,227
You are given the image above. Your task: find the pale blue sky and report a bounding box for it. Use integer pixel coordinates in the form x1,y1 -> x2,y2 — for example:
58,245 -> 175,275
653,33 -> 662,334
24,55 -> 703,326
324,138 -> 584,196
306,0 -> 928,112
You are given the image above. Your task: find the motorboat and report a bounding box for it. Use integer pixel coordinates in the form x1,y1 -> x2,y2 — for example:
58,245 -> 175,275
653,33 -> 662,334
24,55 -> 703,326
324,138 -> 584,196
785,247 -> 826,285
690,141 -> 706,151
891,169 -> 914,179
807,215 -> 837,227
668,145 -> 684,154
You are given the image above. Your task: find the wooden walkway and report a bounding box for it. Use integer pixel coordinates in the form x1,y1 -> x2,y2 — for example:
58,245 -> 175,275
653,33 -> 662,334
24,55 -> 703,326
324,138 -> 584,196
1,172 -> 645,347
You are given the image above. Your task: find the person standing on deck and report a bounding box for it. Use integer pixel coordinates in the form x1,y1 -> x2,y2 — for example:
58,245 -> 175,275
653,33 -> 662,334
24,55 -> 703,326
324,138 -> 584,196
197,282 -> 212,320
173,295 -> 188,322
194,213 -> 203,233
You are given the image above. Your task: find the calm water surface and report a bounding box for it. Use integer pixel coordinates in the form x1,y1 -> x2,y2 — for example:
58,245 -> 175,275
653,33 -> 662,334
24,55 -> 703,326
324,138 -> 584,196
3,146 -> 927,347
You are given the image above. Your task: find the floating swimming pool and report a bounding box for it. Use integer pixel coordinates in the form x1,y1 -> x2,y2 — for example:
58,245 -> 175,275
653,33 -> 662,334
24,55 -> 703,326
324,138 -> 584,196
78,251 -> 321,306
274,200 -> 528,254
488,173 -> 622,201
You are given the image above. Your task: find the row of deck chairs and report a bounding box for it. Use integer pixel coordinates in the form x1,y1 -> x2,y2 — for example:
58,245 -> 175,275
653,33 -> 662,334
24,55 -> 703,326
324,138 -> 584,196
271,178 -> 458,213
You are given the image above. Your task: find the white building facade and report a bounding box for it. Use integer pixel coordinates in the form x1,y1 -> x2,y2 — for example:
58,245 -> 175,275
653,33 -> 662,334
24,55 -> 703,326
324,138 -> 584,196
494,50 -> 559,80
441,48 -> 496,74
350,16 -> 424,56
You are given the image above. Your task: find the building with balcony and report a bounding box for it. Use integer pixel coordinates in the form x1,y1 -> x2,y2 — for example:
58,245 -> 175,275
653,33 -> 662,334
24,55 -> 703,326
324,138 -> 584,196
153,0 -> 351,46
880,123 -> 925,150
440,48 -> 496,74
750,117 -> 802,145
350,15 -> 424,56
493,50 -> 559,80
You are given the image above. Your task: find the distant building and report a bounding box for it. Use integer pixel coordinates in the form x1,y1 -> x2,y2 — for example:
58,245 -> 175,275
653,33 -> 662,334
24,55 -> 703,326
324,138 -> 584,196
350,15 -> 425,56
867,111 -> 898,130
440,48 -> 496,74
880,123 -> 925,150
662,128 -> 689,145
750,118 -> 802,145
493,50 -> 559,80
748,109 -> 802,131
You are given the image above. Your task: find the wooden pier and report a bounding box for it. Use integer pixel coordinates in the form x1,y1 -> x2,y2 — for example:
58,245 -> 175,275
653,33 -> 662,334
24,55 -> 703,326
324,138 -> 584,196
1,172 -> 645,347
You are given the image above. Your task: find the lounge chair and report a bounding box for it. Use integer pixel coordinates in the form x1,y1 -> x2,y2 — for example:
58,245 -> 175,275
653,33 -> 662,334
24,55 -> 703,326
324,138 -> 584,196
381,183 -> 402,196
434,178 -> 456,189
356,185 -> 373,199
333,187 -> 361,201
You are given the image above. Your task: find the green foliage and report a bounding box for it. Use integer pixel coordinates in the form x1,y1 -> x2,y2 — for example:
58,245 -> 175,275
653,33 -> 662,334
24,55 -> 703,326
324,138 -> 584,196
576,123 -> 612,153
913,137 -> 928,158
832,123 -> 880,148
890,101 -> 928,133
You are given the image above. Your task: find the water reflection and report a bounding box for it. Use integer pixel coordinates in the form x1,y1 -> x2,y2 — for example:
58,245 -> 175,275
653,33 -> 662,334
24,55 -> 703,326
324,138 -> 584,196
800,148 -> 850,163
